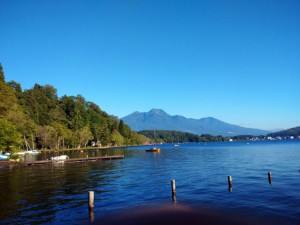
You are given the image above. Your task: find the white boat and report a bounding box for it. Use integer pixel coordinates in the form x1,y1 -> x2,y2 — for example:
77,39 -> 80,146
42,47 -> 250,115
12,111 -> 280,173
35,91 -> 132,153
0,154 -> 9,160
17,150 -> 39,155
27,150 -> 39,154
50,155 -> 69,160
17,136 -> 40,155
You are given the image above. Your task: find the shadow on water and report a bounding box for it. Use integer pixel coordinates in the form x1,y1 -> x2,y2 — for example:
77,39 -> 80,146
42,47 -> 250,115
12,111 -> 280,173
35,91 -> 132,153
88,203 -> 292,225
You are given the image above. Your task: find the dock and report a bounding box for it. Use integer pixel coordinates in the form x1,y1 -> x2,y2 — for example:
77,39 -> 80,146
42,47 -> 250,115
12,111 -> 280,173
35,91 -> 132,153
24,155 -> 124,166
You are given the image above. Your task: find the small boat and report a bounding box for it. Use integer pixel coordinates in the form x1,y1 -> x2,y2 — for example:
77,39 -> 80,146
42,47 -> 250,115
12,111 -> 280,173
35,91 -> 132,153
28,150 -> 39,154
50,155 -> 69,160
18,136 -> 40,155
0,154 -> 9,160
17,150 -> 39,155
145,147 -> 160,152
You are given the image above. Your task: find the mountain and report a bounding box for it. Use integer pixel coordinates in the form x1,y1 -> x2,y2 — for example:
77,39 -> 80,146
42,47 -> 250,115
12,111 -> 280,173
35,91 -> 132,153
122,109 -> 270,136
268,126 -> 300,137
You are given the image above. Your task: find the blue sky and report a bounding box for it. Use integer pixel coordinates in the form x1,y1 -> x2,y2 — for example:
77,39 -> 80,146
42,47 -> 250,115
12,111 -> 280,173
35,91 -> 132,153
1,0 -> 299,131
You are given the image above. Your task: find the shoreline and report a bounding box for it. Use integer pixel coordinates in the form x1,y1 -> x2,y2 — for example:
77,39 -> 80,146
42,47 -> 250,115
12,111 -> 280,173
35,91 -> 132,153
0,160 -> 20,166
40,144 -> 146,152
0,144 -> 145,166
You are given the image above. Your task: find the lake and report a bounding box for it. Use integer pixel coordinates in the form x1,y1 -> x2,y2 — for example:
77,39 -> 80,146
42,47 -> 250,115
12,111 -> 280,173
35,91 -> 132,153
0,140 -> 300,224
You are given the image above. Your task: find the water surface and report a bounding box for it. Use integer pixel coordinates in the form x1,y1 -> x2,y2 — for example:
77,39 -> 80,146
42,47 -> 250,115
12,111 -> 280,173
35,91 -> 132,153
0,140 -> 300,224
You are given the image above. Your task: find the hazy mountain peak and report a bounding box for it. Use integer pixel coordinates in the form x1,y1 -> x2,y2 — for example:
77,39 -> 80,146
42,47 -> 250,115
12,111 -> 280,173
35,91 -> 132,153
122,109 -> 269,136
149,108 -> 168,115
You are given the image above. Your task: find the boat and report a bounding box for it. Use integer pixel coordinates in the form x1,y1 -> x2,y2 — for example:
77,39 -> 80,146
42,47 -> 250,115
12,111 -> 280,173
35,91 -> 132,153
145,130 -> 161,152
50,155 -> 69,160
0,152 -> 11,160
145,147 -> 160,152
17,150 -> 39,155
17,136 -> 40,155
0,154 -> 9,160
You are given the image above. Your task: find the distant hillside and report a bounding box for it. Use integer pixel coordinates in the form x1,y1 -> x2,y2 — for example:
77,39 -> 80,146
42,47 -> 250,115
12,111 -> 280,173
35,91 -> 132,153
268,126 -> 300,137
139,130 -> 231,143
122,109 -> 269,136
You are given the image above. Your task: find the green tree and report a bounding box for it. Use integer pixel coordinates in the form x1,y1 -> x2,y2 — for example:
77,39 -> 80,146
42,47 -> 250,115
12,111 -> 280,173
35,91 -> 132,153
52,122 -> 71,149
111,130 -> 124,146
0,64 -> 145,150
60,95 -> 89,130
0,81 -> 18,118
0,118 -> 22,151
7,80 -> 22,99
22,84 -> 58,125
74,126 -> 93,148
36,125 -> 56,149
0,63 -> 5,83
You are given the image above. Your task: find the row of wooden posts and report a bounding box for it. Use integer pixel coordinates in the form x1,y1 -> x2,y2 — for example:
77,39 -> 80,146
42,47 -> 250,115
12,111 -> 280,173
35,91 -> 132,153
228,171 -> 272,189
87,171 -> 273,220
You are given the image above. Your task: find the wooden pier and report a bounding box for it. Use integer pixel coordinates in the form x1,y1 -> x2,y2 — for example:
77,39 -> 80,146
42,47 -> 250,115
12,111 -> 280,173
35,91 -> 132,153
24,155 -> 124,166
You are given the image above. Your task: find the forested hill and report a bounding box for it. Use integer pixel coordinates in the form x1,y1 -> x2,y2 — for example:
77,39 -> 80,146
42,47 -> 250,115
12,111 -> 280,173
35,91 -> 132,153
0,64 -> 147,151
268,126 -> 300,137
138,130 -> 228,143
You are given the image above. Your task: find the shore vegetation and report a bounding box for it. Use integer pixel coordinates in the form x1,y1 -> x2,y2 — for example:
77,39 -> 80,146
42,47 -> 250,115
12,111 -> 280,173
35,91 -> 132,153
0,64 -> 148,152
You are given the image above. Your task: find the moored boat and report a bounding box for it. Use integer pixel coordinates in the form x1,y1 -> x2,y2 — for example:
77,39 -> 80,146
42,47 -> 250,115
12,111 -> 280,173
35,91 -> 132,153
50,155 -> 69,160
0,152 -> 11,160
0,154 -> 9,160
17,150 -> 40,155
18,136 -> 40,155
145,147 -> 160,152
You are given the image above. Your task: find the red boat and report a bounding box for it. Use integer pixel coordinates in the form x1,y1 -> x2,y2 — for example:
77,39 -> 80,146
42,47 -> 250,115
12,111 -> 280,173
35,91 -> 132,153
145,147 -> 160,152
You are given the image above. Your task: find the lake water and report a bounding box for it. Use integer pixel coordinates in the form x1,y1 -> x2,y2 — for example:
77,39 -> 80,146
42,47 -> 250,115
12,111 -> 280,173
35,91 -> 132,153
0,140 -> 300,224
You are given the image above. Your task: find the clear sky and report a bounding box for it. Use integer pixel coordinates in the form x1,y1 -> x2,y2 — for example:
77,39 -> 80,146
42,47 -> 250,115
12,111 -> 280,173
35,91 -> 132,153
1,0 -> 299,131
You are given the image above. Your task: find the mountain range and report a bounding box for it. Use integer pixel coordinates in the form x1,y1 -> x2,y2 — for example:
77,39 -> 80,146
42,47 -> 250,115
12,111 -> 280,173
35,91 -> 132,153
122,109 -> 270,136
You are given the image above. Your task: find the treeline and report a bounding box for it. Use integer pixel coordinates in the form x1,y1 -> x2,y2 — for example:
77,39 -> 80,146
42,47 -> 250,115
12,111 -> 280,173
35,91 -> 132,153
138,130 -> 230,143
0,64 -> 148,151
138,130 -> 276,143
268,126 -> 300,137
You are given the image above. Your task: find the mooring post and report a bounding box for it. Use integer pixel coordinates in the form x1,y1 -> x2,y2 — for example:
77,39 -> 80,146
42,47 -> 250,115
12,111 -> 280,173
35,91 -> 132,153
88,191 -> 94,211
171,179 -> 176,202
268,171 -> 272,184
228,176 -> 232,191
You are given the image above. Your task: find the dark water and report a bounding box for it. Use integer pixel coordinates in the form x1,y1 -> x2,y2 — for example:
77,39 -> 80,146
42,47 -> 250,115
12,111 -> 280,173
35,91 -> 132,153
0,140 -> 300,224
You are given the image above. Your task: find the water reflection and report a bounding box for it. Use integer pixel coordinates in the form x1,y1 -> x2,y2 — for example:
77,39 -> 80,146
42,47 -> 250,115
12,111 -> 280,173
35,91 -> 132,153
1,140 -> 300,224
0,158 -> 122,224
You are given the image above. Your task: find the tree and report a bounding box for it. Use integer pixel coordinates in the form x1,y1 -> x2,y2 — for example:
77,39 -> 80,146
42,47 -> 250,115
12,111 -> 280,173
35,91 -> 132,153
0,63 -> 145,150
119,120 -> 131,139
0,118 -> 22,151
59,95 -> 89,130
7,81 -> 22,99
0,63 -> 5,83
21,84 -> 58,125
36,125 -> 56,149
111,130 -> 124,146
0,80 -> 18,117
52,122 -> 71,149
74,126 -> 92,148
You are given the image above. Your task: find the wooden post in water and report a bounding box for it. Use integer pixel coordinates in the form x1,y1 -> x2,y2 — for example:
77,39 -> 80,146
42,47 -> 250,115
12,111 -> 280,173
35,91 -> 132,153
228,176 -> 232,191
88,191 -> 94,211
268,171 -> 272,184
171,179 -> 176,202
